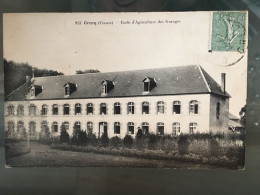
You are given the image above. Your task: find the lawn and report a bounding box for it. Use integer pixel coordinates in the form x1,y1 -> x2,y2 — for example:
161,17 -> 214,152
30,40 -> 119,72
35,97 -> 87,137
5,142 -> 221,169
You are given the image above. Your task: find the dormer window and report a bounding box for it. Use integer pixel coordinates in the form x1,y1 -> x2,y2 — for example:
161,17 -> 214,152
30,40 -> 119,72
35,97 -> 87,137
142,77 -> 157,93
65,86 -> 70,95
102,83 -> 107,94
64,83 -> 77,96
101,80 -> 114,96
30,85 -> 42,97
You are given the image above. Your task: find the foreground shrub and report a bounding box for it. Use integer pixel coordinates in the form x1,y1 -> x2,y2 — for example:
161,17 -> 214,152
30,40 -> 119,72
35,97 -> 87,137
162,135 -> 177,152
110,136 -> 121,148
148,134 -> 157,150
177,134 -> 190,155
87,129 -> 97,146
135,128 -> 144,149
100,132 -> 109,147
123,135 -> 133,148
60,130 -> 70,144
209,137 -> 220,157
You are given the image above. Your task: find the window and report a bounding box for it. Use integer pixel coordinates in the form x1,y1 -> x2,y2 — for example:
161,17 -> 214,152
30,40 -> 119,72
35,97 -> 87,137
75,121 -> 81,130
7,121 -> 15,132
64,83 -> 77,96
173,101 -> 181,114
7,105 -> 14,116
102,83 -> 107,95
128,122 -> 134,134
17,121 -> 24,132
29,121 -> 36,135
87,122 -> 93,132
189,100 -> 199,114
144,81 -> 150,92
42,104 -> 48,116
17,105 -> 24,116
173,123 -> 180,135
189,123 -> 197,133
127,102 -> 135,114
87,103 -> 93,115
41,121 -> 48,132
29,104 -> 36,116
63,104 -> 70,115
52,122 -> 58,133
99,122 -> 108,137
30,85 -> 42,97
65,86 -> 70,95
114,122 -> 120,134
75,103 -> 81,115
52,104 -> 58,115
216,102 -> 220,119
114,102 -> 121,115
100,103 -> 107,115
30,87 -> 35,97
101,80 -> 114,96
157,122 -> 164,135
143,77 -> 157,93
157,101 -> 165,114
142,102 -> 149,114
142,122 -> 149,134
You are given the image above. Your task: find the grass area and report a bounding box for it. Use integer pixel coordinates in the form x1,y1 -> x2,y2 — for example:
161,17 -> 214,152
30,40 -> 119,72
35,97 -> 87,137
5,140 -> 30,159
5,142 -> 222,169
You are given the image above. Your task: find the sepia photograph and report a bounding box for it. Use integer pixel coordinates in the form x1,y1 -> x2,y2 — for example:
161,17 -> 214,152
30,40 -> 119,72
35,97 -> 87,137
3,12 -> 247,169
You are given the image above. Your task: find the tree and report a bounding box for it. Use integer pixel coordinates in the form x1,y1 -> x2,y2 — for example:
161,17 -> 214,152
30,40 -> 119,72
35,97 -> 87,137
76,69 -> 100,74
239,104 -> 246,129
4,58 -> 64,95
110,136 -> 121,148
123,135 -> 133,148
177,134 -> 190,155
60,123 -> 70,144
100,131 -> 109,147
135,127 -> 143,149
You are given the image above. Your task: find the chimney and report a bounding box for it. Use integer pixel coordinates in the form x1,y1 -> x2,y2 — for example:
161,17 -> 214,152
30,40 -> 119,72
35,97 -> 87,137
221,73 -> 226,94
26,76 -> 32,83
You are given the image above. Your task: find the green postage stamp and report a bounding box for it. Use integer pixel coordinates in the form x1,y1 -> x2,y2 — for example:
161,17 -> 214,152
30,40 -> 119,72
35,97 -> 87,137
211,11 -> 246,52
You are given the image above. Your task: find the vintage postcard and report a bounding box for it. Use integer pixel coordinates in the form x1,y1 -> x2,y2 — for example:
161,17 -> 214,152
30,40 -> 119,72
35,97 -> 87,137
3,12 -> 247,169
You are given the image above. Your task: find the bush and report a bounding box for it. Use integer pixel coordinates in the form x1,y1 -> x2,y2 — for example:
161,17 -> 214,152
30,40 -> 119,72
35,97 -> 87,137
148,133 -> 157,150
87,129 -> 97,146
209,137 -> 220,157
177,134 -> 190,155
39,127 -> 51,144
60,130 -> 70,144
100,132 -> 109,147
135,128 -> 144,149
162,135 -> 177,152
78,130 -> 87,146
110,136 -> 121,148
123,135 -> 133,148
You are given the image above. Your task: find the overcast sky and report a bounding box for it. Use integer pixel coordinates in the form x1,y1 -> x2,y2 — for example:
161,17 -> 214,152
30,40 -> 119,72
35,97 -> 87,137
3,12 -> 247,116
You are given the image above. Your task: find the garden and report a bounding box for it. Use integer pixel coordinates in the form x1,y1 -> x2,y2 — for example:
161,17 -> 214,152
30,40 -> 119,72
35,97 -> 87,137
5,122 -> 245,169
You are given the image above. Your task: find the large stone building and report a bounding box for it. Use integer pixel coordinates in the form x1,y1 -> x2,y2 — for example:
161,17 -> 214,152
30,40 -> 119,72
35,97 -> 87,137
4,65 -> 230,138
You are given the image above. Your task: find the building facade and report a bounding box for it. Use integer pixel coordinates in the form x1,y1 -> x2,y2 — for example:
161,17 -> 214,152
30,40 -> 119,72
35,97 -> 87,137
4,65 -> 230,138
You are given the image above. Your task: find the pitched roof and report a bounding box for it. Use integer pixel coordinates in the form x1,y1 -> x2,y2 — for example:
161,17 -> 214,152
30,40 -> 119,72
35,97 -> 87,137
5,65 -> 230,101
229,119 -> 242,128
229,113 -> 240,120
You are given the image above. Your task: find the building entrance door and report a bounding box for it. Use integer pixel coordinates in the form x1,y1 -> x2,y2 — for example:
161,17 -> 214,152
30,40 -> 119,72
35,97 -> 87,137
99,122 -> 107,138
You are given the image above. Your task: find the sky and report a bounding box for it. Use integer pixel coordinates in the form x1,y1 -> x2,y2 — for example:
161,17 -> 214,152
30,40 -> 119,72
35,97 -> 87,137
3,12 -> 248,116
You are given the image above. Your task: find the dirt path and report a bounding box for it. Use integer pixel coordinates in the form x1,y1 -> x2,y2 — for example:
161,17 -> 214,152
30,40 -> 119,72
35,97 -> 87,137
6,142 -> 221,169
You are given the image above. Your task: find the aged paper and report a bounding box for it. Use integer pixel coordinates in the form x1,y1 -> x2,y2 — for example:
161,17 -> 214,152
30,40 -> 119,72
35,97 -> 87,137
4,12 -> 247,169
